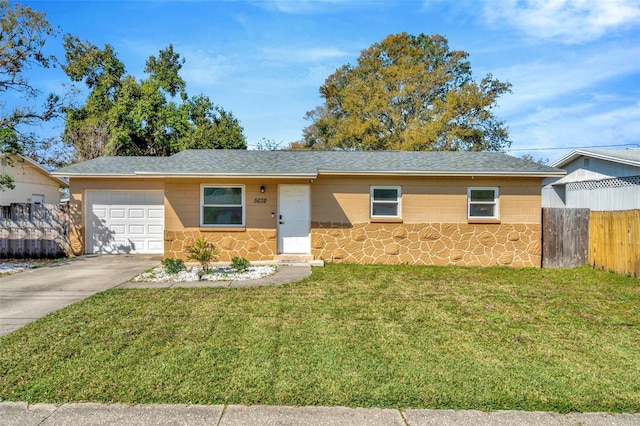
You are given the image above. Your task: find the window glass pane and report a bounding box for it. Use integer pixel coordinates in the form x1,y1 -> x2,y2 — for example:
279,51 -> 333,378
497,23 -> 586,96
203,187 -> 242,205
373,188 -> 398,201
203,206 -> 243,225
372,202 -> 398,216
470,189 -> 495,202
469,204 -> 495,217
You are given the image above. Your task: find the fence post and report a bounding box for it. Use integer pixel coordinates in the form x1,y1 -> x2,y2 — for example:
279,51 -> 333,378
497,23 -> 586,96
542,208 -> 589,268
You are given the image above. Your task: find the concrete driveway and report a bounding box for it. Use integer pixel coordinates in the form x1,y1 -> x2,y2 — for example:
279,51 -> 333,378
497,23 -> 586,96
0,255 -> 160,336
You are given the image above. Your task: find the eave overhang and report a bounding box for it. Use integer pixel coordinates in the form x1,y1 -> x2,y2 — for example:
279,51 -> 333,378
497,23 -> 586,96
553,150 -> 640,168
52,170 -> 565,179
317,170 -> 566,178
51,172 -> 319,179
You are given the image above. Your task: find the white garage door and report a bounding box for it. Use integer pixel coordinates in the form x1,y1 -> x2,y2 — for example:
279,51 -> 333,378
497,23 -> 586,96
86,191 -> 164,254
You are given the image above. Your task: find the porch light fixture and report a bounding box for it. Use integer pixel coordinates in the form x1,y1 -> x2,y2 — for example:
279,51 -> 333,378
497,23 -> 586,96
260,185 -> 266,193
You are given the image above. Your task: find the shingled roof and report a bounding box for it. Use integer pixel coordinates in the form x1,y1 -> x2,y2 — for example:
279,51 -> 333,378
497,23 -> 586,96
52,150 -> 565,178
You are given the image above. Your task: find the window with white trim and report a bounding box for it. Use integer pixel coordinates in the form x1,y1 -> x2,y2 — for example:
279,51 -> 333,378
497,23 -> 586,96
201,186 -> 244,226
467,187 -> 499,219
370,186 -> 401,218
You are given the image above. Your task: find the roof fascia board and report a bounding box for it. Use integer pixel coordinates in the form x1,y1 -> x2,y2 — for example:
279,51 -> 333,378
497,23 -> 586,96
553,150 -> 640,168
52,172 -> 318,179
318,171 -> 566,178
53,171 -> 565,179
3,153 -> 69,187
134,172 -> 318,178
51,174 -> 139,178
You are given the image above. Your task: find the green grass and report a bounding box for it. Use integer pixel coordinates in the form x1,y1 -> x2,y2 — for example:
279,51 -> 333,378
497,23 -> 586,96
0,264 -> 638,412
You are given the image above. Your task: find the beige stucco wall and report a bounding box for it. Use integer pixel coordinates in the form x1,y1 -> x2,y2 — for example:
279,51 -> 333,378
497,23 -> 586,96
164,178 -> 309,261
0,158 -> 63,206
70,175 -> 544,266
311,175 -> 541,224
67,178 -> 165,255
309,176 -> 542,267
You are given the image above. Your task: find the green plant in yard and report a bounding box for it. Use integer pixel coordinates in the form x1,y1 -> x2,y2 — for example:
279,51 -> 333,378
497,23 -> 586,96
231,256 -> 251,273
161,258 -> 185,274
185,237 -> 219,274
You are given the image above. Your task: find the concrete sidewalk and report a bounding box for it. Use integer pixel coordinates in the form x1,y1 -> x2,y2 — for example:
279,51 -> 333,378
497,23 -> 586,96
2,402 -> 638,425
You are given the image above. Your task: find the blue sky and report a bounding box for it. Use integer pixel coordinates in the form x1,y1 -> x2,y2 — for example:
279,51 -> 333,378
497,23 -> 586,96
15,0 -> 640,162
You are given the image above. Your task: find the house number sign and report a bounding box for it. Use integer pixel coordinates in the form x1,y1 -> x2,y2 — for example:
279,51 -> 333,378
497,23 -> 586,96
254,198 -> 267,204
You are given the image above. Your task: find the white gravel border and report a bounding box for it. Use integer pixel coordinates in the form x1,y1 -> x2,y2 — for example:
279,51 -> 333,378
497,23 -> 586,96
132,265 -> 277,282
0,261 -> 41,275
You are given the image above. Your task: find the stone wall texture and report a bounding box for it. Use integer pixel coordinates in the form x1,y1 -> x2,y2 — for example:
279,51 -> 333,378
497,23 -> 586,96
164,229 -> 277,261
164,222 -> 542,267
310,222 -> 542,267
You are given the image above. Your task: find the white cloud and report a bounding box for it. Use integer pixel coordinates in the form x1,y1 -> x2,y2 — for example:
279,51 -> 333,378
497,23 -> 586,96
307,64 -> 335,84
495,45 -> 640,116
180,49 -> 235,88
507,100 -> 640,161
258,46 -> 351,64
484,0 -> 640,44
178,43 -> 350,91
252,0 -> 355,14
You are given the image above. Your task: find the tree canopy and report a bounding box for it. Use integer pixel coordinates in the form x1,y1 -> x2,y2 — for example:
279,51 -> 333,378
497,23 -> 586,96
0,0 -> 60,189
62,37 -> 246,160
302,33 -> 512,152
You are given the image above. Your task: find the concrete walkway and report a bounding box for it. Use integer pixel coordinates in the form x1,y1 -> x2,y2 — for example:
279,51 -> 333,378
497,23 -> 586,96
2,402 -> 638,425
0,255 -> 160,336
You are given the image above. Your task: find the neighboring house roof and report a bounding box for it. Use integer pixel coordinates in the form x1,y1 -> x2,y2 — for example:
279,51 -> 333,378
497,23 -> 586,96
552,149 -> 640,169
52,150 -> 565,178
1,154 -> 69,187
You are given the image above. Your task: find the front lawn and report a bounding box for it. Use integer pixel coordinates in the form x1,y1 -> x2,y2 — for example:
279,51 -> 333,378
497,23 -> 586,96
0,264 -> 638,412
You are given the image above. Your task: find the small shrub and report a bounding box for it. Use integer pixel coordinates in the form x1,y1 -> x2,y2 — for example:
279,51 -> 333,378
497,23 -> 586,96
162,258 -> 185,274
186,237 -> 219,274
231,256 -> 251,273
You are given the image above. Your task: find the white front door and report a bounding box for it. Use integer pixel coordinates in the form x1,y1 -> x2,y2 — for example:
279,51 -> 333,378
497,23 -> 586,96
278,185 -> 310,254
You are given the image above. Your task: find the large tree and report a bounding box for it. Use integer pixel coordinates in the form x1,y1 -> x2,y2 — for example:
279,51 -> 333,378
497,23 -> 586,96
0,0 -> 60,189
62,37 -> 245,160
303,33 -> 512,151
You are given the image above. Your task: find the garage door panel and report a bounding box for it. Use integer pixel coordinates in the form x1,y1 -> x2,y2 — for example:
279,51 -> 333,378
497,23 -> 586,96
128,224 -> 145,235
146,193 -> 164,203
148,208 -> 163,219
93,208 -> 107,219
110,224 -> 126,234
126,239 -> 146,250
129,209 -> 145,219
111,193 -> 129,204
87,191 -> 164,254
109,208 -> 126,219
148,240 -> 164,251
148,225 -> 163,235
91,193 -> 109,204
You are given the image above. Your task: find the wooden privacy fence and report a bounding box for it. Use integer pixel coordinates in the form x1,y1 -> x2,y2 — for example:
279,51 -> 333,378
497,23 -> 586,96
590,210 -> 640,277
0,203 -> 70,258
542,208 -> 590,268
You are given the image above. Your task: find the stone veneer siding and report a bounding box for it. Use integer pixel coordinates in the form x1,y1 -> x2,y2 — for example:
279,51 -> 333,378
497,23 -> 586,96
310,222 -> 541,267
165,229 -> 277,261
164,222 -> 541,267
